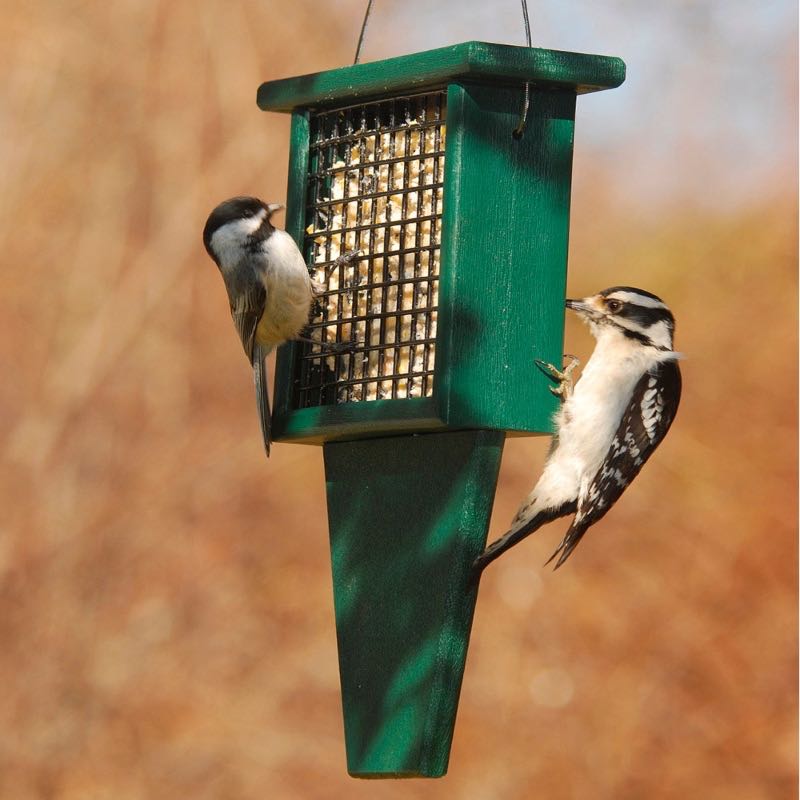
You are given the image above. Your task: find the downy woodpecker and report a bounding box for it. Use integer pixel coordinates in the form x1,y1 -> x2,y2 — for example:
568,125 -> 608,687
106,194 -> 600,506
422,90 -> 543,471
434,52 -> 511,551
475,286 -> 682,572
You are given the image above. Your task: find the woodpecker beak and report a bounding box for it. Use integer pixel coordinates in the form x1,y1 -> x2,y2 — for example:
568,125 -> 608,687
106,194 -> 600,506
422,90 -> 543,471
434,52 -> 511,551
266,203 -> 285,218
566,298 -> 589,313
566,297 -> 602,320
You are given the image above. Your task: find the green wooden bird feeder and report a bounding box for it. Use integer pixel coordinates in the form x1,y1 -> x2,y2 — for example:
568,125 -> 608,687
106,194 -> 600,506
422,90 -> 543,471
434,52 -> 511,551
257,41 -> 624,778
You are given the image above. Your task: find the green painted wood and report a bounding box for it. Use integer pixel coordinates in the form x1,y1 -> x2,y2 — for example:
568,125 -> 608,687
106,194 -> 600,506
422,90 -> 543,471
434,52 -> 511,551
258,41 -> 625,112
324,430 -> 505,777
274,398 -> 447,445
273,110 -> 311,435
435,82 -> 573,434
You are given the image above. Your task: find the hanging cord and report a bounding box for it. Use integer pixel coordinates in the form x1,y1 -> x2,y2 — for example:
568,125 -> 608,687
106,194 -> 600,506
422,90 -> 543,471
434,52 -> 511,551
512,0 -> 532,139
353,0 -> 375,65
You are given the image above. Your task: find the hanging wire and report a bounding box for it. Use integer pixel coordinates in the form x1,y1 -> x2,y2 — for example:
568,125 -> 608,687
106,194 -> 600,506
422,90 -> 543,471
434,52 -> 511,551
353,0 -> 375,65
354,0 -> 531,134
512,0 -> 532,139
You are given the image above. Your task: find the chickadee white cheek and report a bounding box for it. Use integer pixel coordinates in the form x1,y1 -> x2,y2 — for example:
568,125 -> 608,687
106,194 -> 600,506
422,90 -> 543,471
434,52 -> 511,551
210,212 -> 268,272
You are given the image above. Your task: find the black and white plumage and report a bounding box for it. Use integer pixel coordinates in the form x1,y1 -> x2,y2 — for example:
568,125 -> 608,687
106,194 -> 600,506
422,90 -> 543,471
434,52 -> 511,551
203,196 -> 313,456
474,286 -> 682,572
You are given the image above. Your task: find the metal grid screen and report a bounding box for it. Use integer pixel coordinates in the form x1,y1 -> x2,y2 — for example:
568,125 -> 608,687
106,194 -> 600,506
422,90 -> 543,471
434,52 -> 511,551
295,91 -> 446,407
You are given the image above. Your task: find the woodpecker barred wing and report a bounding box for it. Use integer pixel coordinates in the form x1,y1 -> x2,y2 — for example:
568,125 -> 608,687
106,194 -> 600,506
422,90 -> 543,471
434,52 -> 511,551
548,359 -> 682,568
229,284 -> 267,361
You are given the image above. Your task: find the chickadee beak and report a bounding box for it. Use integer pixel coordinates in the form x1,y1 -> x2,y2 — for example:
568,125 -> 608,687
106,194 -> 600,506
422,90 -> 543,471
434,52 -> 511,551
266,203 -> 285,218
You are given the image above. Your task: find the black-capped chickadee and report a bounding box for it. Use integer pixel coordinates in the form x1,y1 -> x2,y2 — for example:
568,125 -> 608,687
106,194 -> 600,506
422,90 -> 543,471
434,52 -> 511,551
203,196 -> 313,456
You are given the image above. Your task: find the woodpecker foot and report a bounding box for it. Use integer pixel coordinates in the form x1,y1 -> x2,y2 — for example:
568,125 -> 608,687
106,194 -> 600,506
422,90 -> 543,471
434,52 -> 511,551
535,354 -> 580,399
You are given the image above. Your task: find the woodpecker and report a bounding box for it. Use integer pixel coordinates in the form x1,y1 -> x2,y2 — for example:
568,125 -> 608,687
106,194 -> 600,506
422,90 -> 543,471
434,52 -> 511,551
475,286 -> 682,572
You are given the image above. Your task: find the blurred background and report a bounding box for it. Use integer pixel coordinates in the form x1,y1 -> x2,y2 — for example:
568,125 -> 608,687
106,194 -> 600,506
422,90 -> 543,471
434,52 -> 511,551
1,1 -> 796,797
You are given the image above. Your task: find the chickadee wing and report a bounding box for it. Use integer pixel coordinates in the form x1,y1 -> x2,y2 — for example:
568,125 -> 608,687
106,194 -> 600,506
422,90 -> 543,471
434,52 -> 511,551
547,359 -> 682,568
230,284 -> 266,360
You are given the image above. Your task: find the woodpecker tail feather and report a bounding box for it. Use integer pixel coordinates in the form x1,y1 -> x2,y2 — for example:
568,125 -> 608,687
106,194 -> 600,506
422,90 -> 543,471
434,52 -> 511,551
545,521 -> 589,570
253,346 -> 271,457
473,517 -> 545,575
473,501 -> 576,576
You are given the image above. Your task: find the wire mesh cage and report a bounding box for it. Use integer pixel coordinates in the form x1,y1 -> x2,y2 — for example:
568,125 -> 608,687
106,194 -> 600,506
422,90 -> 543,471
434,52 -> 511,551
299,92 -> 446,407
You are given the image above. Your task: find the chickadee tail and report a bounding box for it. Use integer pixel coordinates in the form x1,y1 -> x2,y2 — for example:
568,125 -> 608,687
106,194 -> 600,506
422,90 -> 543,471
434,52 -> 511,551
472,500 -> 577,576
253,346 -> 271,457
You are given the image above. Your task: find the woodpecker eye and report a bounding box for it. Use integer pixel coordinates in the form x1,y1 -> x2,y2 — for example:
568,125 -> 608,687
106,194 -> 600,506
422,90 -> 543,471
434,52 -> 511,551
606,299 -> 622,313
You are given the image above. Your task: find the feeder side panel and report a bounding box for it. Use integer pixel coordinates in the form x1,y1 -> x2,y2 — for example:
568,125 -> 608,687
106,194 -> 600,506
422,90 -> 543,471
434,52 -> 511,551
273,110 -> 312,440
437,82 -> 575,434
324,430 -> 505,777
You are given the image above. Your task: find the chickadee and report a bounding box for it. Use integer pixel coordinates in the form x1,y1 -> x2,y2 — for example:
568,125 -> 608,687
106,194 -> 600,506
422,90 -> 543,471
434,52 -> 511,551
475,286 -> 682,572
203,196 -> 313,456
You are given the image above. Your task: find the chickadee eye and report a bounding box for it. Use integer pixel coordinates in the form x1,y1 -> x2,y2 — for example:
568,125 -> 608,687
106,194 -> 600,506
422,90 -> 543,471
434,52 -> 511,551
606,299 -> 622,313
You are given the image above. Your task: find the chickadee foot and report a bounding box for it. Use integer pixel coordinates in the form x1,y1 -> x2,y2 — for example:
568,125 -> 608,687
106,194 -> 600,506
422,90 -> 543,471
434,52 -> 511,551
325,249 -> 363,276
535,354 -> 580,400
325,340 -> 363,355
295,335 -> 362,356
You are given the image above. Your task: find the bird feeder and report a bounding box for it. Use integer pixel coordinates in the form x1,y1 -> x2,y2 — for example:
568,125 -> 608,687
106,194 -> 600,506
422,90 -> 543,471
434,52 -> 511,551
257,41 -> 624,778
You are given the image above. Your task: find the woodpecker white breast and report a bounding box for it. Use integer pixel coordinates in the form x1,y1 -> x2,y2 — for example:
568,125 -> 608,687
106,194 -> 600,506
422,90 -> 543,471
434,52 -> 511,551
475,286 -> 682,572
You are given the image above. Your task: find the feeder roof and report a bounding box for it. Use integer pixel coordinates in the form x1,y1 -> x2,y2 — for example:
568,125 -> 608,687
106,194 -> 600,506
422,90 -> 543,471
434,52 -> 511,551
257,41 -> 625,113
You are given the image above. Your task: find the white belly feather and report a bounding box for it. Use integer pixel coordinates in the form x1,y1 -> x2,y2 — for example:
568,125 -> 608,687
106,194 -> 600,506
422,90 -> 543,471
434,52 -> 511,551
256,229 -> 312,347
522,338 -> 654,516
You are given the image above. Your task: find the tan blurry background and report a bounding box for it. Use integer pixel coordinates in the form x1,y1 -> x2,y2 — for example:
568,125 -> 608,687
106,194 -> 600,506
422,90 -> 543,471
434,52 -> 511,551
1,2 -> 797,798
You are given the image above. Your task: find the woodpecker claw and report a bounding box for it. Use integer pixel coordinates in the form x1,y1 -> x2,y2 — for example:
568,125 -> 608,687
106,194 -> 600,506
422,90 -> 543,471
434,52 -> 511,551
536,354 -> 580,400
